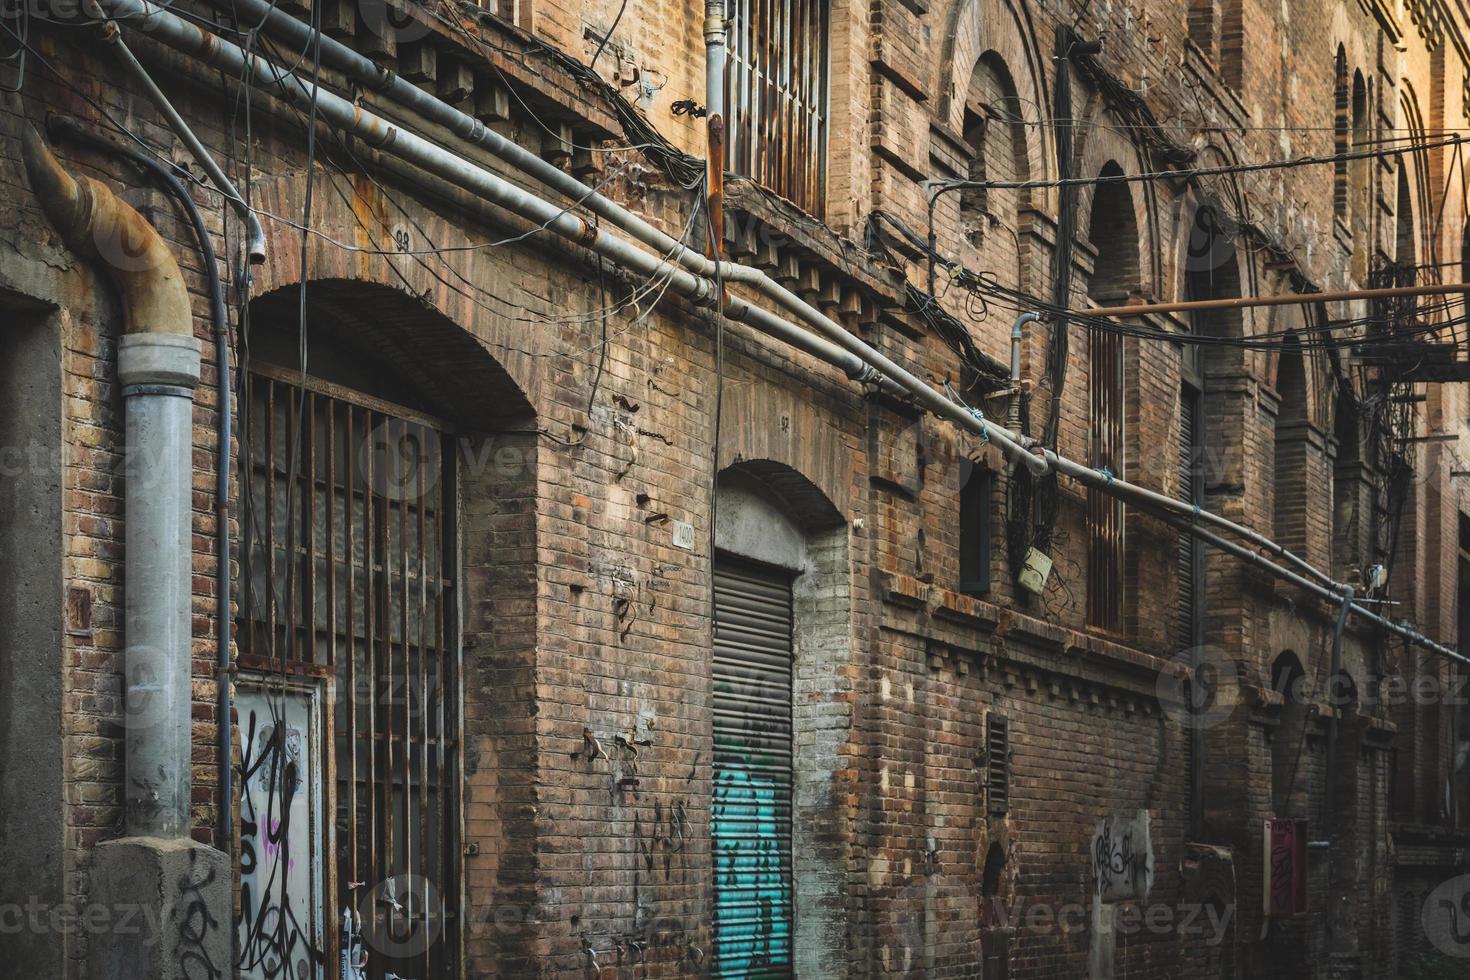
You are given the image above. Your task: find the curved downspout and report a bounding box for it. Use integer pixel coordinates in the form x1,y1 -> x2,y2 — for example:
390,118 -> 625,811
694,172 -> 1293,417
23,125 -> 202,839
47,113 -> 234,863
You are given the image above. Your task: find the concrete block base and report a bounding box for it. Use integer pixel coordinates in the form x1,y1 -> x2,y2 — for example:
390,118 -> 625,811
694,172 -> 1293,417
88,836 -> 230,980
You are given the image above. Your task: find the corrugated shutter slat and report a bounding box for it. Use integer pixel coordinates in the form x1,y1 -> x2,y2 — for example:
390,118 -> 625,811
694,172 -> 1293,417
712,558 -> 795,979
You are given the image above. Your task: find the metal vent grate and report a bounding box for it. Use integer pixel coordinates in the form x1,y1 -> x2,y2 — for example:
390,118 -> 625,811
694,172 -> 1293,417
986,712 -> 1010,817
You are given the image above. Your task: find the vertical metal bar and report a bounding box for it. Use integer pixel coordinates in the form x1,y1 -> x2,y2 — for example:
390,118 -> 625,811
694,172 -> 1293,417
265,380 -> 277,661
345,403 -> 357,893
443,435 -> 462,977
399,417 -> 413,935
306,390 -> 317,665
367,408 -> 383,944
286,389 -> 299,662
435,436 -> 449,974
417,429 -> 430,979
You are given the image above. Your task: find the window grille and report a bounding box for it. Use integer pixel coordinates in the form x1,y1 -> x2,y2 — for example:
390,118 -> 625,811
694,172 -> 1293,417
986,712 -> 1010,817
239,364 -> 461,979
726,0 -> 830,216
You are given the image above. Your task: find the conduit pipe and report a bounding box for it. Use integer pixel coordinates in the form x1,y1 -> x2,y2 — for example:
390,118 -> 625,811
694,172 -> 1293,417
101,0 -> 1468,667
189,0 -> 1019,430
163,0 -> 1454,588
1143,500 -> 1470,669
94,0 -> 1048,473
89,1 -> 266,264
23,125 -> 202,837
47,113 -> 237,857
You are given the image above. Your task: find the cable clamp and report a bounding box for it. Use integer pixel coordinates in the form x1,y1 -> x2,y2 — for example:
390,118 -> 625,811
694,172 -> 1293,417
965,405 -> 990,444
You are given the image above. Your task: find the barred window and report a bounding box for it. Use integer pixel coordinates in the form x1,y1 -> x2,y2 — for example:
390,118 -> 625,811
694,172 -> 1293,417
238,363 -> 461,980
727,0 -> 830,215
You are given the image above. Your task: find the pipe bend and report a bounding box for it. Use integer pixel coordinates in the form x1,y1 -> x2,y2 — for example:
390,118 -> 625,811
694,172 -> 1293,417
22,124 -> 193,336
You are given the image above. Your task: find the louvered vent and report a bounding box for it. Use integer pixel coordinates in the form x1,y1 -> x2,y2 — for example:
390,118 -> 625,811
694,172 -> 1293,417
986,712 -> 1010,817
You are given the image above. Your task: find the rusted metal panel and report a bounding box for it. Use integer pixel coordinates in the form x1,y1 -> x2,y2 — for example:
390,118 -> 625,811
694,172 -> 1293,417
727,0 -> 828,215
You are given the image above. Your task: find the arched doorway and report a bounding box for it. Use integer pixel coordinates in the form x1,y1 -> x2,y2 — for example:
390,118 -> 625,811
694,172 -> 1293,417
711,462 -> 849,977
234,281 -> 533,980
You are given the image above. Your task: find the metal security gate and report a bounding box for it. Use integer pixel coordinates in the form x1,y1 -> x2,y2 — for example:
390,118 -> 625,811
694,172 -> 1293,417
712,557 -> 795,978
239,364 -> 460,979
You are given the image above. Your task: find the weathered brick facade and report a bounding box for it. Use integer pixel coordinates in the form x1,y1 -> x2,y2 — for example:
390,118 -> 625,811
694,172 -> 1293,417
2,0 -> 1470,975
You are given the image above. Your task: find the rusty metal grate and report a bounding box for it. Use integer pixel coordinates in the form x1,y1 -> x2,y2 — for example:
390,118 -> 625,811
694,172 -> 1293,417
727,0 -> 829,216
1087,327 -> 1125,632
986,711 -> 1009,817
240,364 -> 460,979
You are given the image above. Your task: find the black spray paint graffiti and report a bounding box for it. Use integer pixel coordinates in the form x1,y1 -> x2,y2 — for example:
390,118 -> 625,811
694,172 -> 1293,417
1092,811 -> 1155,904
178,849 -> 222,980
236,705 -> 325,979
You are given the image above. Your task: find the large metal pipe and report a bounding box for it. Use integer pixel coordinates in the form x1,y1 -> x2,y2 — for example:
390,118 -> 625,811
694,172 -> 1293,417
98,0 -> 1047,474
22,125 -> 202,837
704,0 -> 727,256
101,0 -> 1466,669
90,4 -> 266,264
48,113 -> 237,856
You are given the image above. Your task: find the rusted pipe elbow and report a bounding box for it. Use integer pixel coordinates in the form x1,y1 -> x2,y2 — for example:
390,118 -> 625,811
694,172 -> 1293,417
22,124 -> 192,336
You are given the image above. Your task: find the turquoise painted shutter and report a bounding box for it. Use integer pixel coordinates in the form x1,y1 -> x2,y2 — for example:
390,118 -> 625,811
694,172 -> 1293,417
712,558 -> 795,978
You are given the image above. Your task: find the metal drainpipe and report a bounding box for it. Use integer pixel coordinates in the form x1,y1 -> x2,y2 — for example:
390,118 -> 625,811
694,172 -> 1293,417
87,0 -> 266,265
1323,588 -> 1353,840
1009,312 -> 1041,430
23,125 -> 202,839
704,0 -> 727,256
46,113 -> 235,856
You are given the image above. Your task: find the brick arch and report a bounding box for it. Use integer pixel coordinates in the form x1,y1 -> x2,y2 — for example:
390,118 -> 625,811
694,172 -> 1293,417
1074,104 -> 1160,297
937,0 -> 1052,193
1396,82 -> 1432,268
247,279 -> 535,428
248,172 -> 546,420
720,458 -> 846,532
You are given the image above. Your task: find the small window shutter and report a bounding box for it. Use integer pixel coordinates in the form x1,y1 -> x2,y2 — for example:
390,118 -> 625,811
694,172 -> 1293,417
960,465 -> 994,595
986,712 -> 1010,816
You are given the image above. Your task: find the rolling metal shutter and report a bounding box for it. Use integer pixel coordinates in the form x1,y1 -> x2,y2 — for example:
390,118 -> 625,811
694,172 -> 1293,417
712,557 -> 795,978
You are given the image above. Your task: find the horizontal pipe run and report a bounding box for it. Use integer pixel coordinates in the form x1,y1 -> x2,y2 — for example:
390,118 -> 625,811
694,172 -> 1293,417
109,0 -> 1463,668
198,0 -> 681,265
94,9 -> 266,263
1043,451 -> 1340,593
1085,281 -> 1470,319
1146,501 -> 1470,669
101,0 -> 1047,473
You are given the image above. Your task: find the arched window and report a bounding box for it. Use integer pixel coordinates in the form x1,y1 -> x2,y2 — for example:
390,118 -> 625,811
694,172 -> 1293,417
1350,72 -> 1370,253
1084,163 -> 1140,633
1187,0 -> 1243,88
1333,47 -> 1350,220
1273,332 -> 1309,553
1396,164 -> 1417,270
961,53 -> 1030,246
233,282 -> 537,979
1220,0 -> 1244,90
